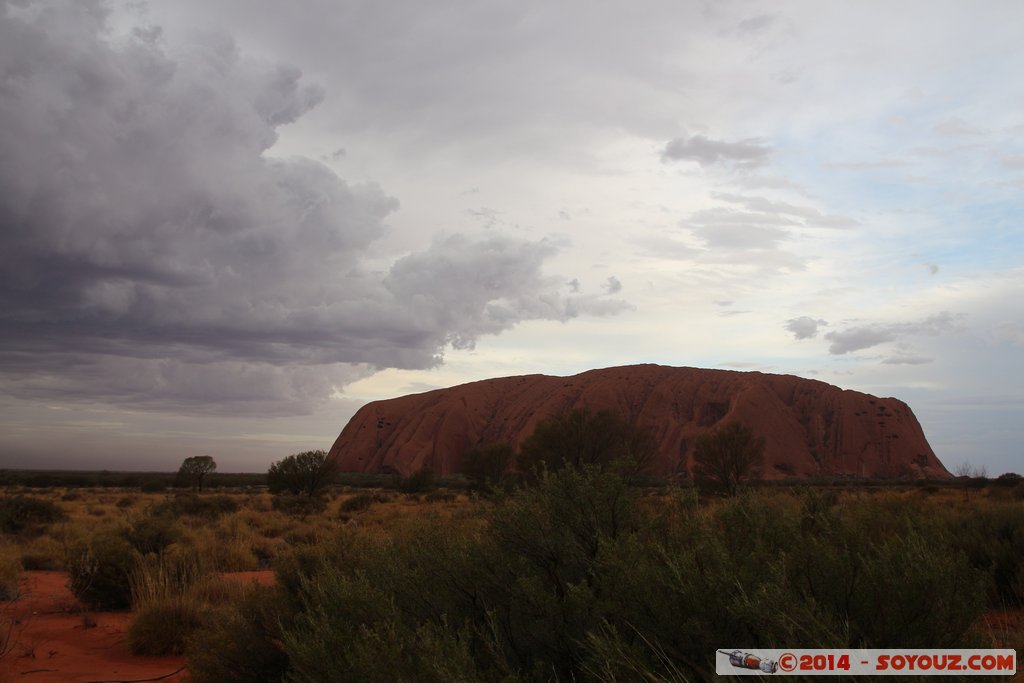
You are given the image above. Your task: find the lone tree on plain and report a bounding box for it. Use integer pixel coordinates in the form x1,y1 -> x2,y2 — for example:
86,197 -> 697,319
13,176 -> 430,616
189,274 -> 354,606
176,455 -> 216,491
267,450 -> 337,497
691,422 -> 765,496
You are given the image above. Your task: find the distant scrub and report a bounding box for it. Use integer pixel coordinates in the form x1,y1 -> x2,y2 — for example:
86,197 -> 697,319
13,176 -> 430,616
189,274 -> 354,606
338,492 -> 392,513
153,493 -> 239,520
272,494 -> 328,518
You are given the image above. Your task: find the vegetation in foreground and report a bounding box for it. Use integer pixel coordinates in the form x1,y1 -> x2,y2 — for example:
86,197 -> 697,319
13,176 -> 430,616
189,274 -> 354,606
0,469 -> 1021,681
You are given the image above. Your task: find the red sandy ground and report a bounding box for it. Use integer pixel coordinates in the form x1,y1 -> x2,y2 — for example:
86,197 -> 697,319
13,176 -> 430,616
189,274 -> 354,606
1,570 -> 273,683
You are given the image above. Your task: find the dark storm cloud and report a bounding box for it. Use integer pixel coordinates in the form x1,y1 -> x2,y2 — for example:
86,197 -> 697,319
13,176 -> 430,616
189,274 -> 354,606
0,3 -> 612,415
661,133 -> 771,168
823,312 -> 958,355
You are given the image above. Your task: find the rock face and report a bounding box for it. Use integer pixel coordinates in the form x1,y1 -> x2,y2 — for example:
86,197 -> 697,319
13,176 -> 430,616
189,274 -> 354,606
328,364 -> 949,479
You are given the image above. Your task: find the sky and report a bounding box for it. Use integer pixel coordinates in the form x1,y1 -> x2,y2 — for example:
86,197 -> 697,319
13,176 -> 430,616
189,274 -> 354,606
1,0 -> 1021,474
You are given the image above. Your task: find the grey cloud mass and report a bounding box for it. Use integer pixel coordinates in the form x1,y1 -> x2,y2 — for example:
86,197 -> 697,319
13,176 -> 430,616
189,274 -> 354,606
0,3 -> 613,415
661,133 -> 771,168
785,316 -> 828,340
823,313 -> 958,355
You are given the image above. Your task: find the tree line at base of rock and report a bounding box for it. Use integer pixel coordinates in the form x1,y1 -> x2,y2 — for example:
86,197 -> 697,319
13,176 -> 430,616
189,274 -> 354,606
461,408 -> 765,496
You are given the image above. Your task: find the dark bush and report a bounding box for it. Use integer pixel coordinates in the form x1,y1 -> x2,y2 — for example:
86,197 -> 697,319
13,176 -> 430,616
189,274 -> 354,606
338,492 -> 391,513
691,422 -> 765,496
398,466 -> 437,494
517,408 -> 656,480
186,585 -> 293,683
0,496 -> 66,534
129,600 -> 205,655
460,442 -> 514,491
153,493 -> 239,520
272,494 -> 327,518
267,450 -> 337,497
124,512 -> 180,555
140,479 -> 168,493
424,491 -> 456,504
67,531 -> 137,610
941,502 -> 1024,607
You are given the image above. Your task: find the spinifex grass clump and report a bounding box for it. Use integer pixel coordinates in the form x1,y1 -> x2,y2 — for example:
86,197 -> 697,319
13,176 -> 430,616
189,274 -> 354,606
67,531 -> 137,610
128,550 -> 212,656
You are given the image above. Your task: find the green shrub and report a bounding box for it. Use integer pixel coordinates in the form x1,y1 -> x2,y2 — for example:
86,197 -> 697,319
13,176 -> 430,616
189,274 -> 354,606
267,450 -> 337,497
67,531 -> 138,610
284,564 -> 481,683
0,496 -> 66,534
153,493 -> 239,520
124,512 -> 181,555
425,491 -> 457,504
0,544 -> 21,600
128,551 -> 209,655
338,492 -> 391,513
398,466 -> 437,494
140,479 -> 168,493
941,502 -> 1024,607
271,494 -> 327,518
517,408 -> 657,479
186,584 -> 292,683
460,443 -> 514,491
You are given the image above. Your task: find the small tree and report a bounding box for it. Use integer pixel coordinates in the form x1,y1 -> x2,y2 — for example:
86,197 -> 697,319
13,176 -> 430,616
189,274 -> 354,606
398,466 -> 437,494
461,443 -> 515,491
176,455 -> 216,492
517,408 -> 656,480
954,462 -> 988,502
267,450 -> 337,497
691,422 -> 764,496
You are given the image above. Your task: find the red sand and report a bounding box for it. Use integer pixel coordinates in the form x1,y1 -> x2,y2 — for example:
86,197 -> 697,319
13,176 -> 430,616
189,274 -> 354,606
1,570 -> 273,682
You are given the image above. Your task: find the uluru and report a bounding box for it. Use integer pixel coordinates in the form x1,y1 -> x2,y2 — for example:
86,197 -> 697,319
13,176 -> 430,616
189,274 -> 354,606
329,364 -> 950,480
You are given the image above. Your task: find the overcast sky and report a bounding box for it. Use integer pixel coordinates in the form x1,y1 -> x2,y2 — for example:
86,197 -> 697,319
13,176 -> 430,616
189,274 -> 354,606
1,0 -> 1021,474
